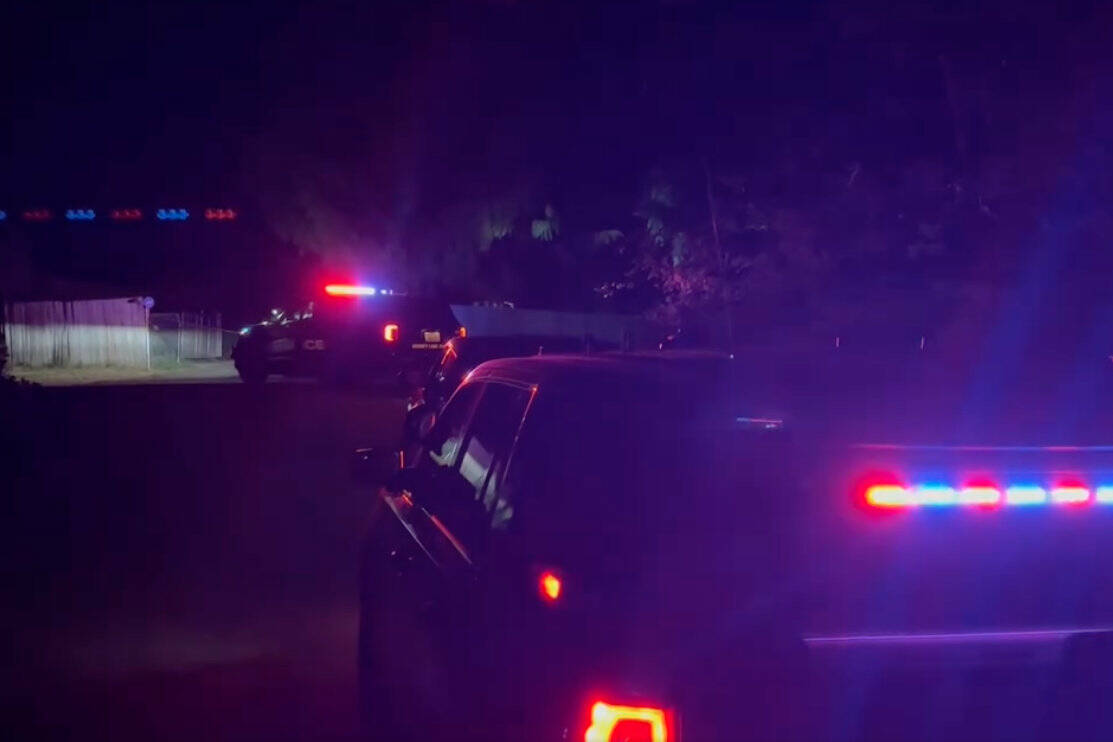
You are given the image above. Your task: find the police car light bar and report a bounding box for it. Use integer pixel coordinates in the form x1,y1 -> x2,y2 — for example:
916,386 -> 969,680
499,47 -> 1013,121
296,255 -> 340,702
867,482 -> 1113,508
324,284 -> 377,296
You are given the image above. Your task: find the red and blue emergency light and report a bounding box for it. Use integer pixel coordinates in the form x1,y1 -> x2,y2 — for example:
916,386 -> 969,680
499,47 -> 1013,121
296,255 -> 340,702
866,481 -> 1113,508
323,284 -> 395,297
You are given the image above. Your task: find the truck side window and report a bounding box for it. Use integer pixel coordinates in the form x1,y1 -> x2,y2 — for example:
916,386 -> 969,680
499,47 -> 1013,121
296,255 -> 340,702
456,383 -> 533,529
420,383 -> 482,470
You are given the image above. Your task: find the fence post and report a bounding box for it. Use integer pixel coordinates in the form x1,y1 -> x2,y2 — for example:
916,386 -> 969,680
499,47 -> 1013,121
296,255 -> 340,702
145,307 -> 151,371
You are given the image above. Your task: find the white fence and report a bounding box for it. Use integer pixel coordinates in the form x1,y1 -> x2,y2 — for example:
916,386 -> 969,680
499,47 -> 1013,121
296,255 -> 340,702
3,298 -> 151,368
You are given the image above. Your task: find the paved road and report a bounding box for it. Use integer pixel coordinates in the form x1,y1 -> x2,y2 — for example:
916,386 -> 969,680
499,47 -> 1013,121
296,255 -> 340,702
2,380 -> 403,741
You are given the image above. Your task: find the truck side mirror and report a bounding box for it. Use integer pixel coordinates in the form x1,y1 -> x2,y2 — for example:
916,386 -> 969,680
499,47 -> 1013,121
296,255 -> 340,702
351,447 -> 401,487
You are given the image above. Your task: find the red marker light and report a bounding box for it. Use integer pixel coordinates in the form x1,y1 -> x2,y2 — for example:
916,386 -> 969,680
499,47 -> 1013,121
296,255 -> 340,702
584,701 -> 669,742
383,323 -> 399,342
539,571 -> 562,602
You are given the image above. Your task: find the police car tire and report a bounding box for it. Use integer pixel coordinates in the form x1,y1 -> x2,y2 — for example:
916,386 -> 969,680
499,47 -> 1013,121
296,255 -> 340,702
235,358 -> 267,385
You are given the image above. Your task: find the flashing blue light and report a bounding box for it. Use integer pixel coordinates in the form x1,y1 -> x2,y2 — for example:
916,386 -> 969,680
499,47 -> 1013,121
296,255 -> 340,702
0,210 -> 7,221
913,485 -> 958,506
157,208 -> 189,221
66,208 -> 96,220
1096,487 -> 1113,503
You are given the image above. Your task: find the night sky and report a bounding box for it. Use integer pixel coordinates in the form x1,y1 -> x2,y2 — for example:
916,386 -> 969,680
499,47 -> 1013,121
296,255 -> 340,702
3,0 -> 1112,319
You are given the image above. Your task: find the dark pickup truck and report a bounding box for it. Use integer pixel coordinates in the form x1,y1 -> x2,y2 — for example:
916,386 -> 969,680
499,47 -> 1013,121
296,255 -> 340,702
232,285 -> 461,384
356,350 -> 1113,741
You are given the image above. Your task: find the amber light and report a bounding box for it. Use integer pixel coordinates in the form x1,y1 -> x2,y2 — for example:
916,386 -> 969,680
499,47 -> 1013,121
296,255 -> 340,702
584,701 -> 669,742
539,571 -> 562,602
384,323 -> 400,342
457,326 -> 467,338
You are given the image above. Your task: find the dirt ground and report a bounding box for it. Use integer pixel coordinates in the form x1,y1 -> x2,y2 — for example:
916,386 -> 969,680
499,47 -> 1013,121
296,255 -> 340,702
2,378 -> 405,741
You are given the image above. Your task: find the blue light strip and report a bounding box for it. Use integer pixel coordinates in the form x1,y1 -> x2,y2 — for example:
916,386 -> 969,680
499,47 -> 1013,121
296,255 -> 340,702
156,208 -> 189,221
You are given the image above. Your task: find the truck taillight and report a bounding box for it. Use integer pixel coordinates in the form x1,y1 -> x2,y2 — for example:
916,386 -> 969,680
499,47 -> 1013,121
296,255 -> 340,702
584,701 -> 670,742
384,324 -> 399,342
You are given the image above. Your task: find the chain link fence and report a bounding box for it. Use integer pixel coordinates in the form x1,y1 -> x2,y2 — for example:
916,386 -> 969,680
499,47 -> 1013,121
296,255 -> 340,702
150,312 -> 223,363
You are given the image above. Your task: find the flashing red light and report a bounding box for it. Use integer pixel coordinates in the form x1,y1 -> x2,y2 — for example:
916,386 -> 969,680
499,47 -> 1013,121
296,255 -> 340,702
22,209 -> 52,222
539,571 -> 562,602
1051,486 -> 1090,505
584,701 -> 669,742
204,208 -> 237,221
110,208 -> 143,221
865,484 -> 911,508
324,284 -> 377,297
958,486 -> 1002,506
384,323 -> 399,342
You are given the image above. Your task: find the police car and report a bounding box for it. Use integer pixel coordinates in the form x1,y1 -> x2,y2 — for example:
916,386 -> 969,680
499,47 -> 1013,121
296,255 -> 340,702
232,284 -> 462,384
355,349 -> 1113,741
